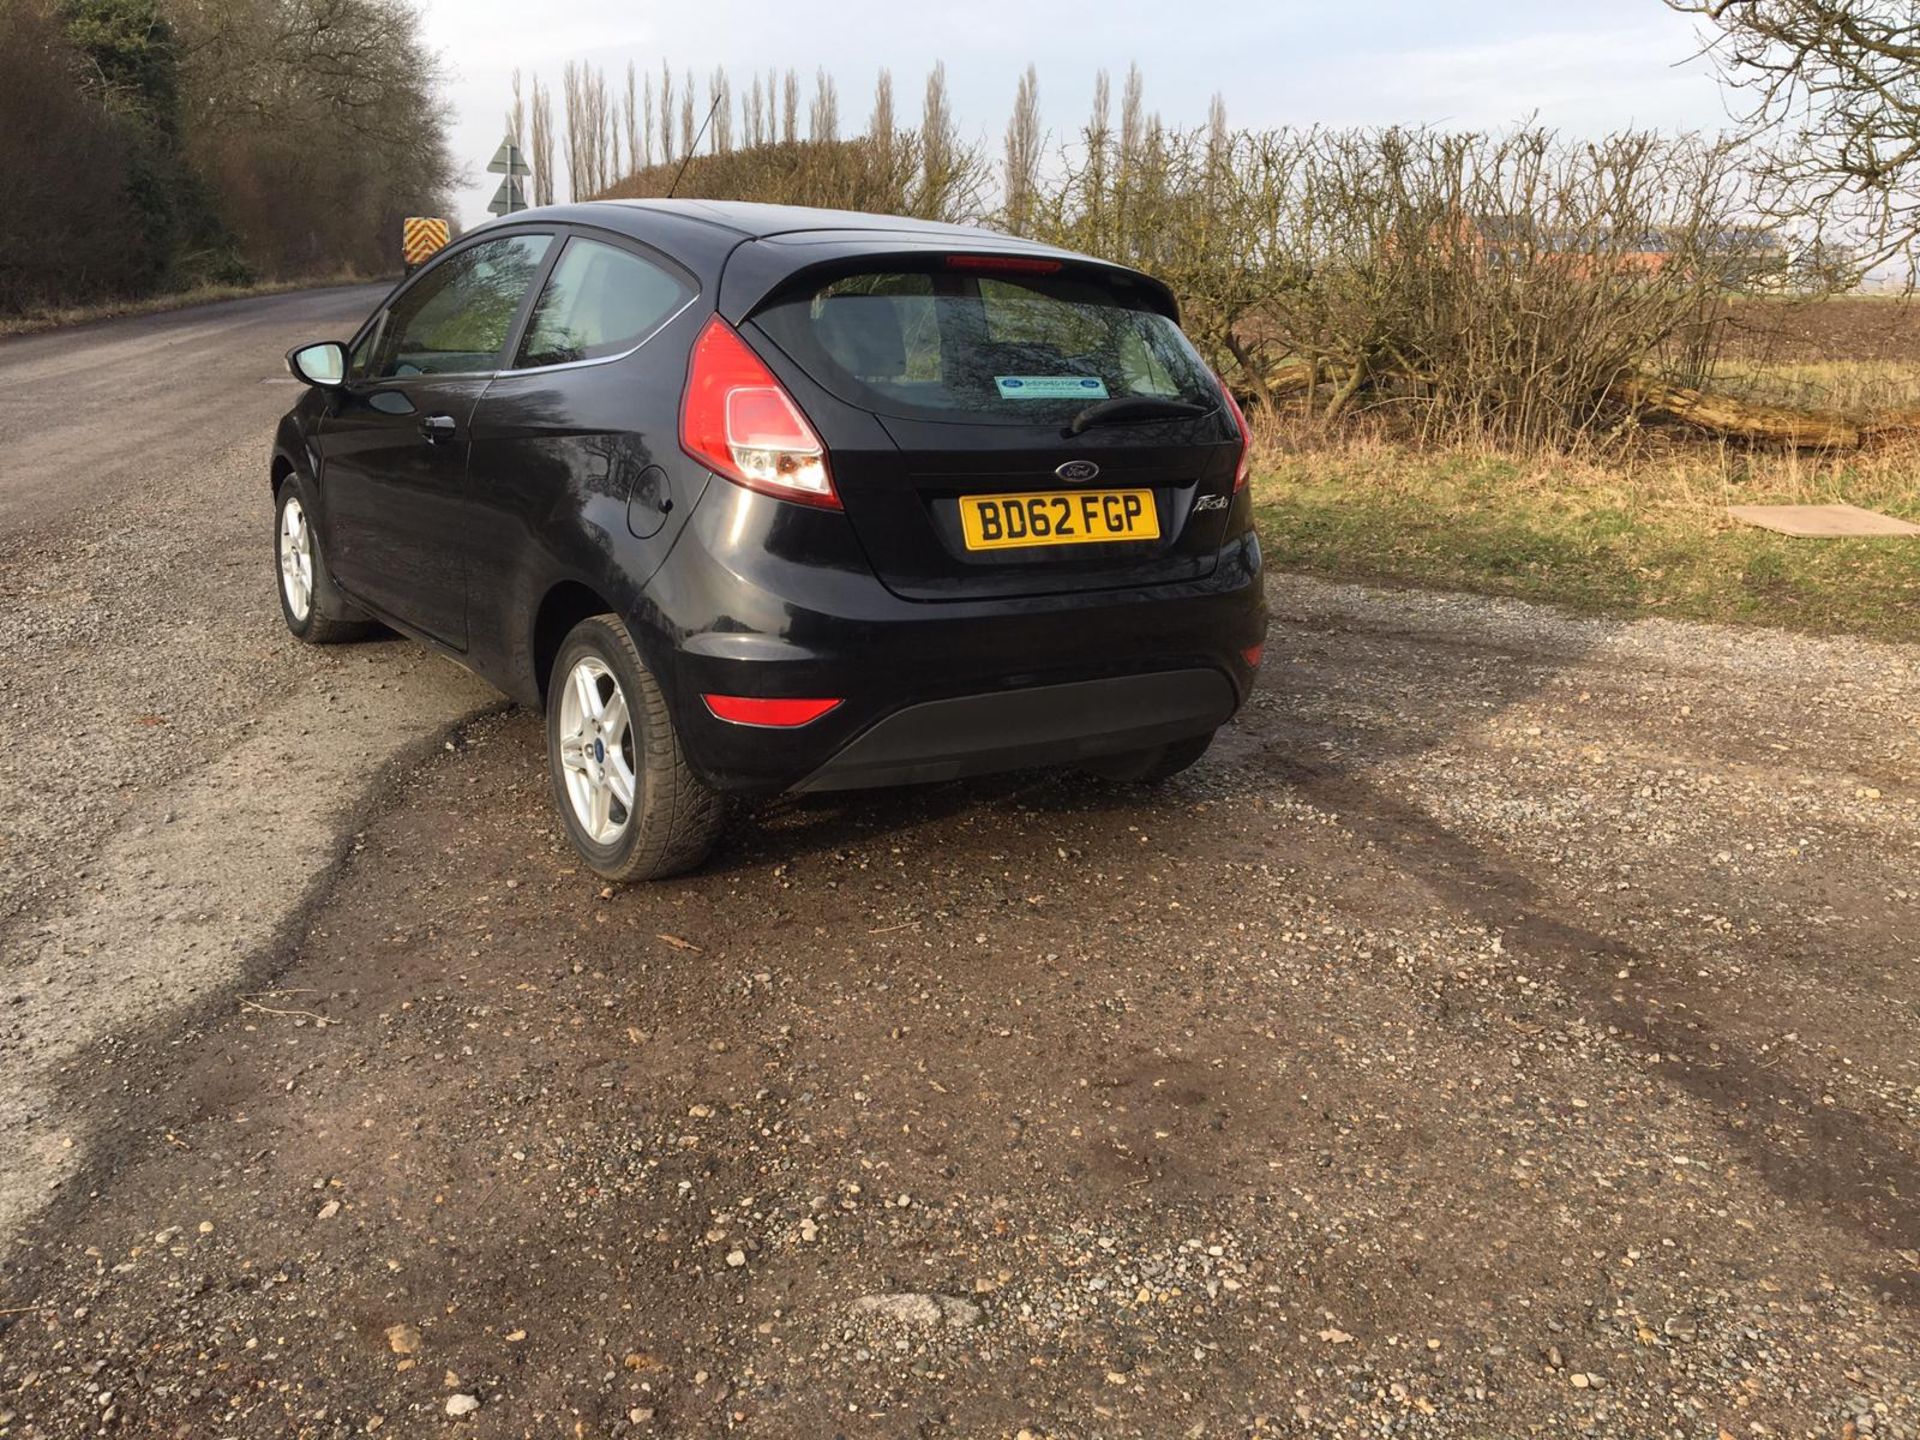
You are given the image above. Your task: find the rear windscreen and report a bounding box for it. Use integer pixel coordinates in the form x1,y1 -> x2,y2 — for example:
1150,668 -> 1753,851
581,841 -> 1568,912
754,267 -> 1221,424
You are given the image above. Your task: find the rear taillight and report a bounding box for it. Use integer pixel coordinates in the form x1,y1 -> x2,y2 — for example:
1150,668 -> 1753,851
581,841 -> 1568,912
1216,373 -> 1252,493
681,316 -> 838,509
704,695 -> 843,727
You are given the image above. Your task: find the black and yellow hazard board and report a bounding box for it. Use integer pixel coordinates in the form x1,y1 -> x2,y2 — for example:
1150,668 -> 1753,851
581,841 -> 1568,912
402,217 -> 451,268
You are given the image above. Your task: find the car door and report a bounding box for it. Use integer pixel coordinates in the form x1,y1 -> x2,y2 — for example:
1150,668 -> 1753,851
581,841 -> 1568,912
321,231 -> 556,649
463,231 -> 702,666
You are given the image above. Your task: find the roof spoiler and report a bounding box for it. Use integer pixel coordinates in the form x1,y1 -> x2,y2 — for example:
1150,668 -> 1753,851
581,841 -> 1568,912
716,238 -> 1182,326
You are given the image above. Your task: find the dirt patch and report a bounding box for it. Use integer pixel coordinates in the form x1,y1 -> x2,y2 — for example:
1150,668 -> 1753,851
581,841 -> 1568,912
1,581 -> 1915,1439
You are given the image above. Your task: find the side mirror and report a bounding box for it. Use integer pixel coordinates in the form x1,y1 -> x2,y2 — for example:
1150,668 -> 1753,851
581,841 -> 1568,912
287,341 -> 348,389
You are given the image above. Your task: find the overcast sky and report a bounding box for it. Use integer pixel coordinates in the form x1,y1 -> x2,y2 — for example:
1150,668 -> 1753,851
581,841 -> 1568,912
418,0 -> 1733,228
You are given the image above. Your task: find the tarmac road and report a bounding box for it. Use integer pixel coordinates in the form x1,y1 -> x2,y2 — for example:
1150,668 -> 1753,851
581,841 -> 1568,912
1,288 -> 1917,1437
0,284 -> 393,536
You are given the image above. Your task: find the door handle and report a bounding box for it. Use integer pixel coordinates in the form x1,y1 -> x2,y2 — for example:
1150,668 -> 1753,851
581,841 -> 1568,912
420,414 -> 458,443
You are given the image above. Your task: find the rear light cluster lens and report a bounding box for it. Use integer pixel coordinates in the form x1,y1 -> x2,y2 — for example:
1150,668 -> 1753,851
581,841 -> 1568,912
703,695 -> 843,727
1216,373 -> 1253,493
681,316 -> 838,509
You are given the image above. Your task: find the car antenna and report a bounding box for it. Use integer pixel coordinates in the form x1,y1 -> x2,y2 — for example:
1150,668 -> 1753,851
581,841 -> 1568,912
666,89 -> 727,200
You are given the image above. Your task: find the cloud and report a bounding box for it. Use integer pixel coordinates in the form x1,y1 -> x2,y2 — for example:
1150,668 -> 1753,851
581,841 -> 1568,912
1296,21 -> 1727,134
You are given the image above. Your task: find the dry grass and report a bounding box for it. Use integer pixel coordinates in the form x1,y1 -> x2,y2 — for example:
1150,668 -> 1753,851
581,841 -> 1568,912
0,273 -> 379,340
1250,415 -> 1920,640
1712,358 -> 1920,415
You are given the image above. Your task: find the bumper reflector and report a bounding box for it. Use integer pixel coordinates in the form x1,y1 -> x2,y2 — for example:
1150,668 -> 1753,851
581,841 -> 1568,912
1241,643 -> 1264,668
703,694 -> 844,727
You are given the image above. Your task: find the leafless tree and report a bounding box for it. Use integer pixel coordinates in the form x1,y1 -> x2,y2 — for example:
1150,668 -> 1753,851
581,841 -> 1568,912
709,67 -> 733,154
1085,70 -> 1112,244
869,69 -> 900,182
562,63 -> 584,199
608,82 -> 625,181
680,68 -> 696,162
745,74 -> 767,148
530,75 -> 556,205
1119,63 -> 1145,174
1003,64 -> 1042,234
1671,0 -> 1920,278
810,68 -> 840,143
641,68 -> 655,169
625,62 -> 641,173
782,69 -> 800,144
1206,91 -> 1229,204
871,70 -> 896,145
563,61 -> 617,198
919,62 -> 957,210
658,62 -> 675,167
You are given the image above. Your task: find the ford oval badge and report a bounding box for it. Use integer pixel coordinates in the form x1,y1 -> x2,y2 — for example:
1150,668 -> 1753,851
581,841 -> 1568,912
1055,460 -> 1101,483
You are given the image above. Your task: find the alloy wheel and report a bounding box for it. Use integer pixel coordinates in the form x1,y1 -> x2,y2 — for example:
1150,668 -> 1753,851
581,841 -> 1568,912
279,497 -> 314,621
557,656 -> 636,844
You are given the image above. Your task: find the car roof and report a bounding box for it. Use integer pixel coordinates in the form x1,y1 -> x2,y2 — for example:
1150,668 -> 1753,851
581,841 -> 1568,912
471,198 -> 1076,256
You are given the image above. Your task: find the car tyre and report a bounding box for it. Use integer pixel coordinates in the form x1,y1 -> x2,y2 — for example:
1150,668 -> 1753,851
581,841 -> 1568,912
1083,730 -> 1215,784
546,614 -> 726,883
275,475 -> 373,644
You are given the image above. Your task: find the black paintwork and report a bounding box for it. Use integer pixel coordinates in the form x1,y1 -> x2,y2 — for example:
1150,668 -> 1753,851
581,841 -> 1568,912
272,199 -> 1267,794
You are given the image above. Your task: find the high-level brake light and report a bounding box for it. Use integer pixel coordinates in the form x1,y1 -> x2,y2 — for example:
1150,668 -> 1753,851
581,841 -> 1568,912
944,254 -> 1064,276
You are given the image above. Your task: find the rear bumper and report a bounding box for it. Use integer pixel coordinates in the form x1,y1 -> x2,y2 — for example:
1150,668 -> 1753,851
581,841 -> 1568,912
794,669 -> 1236,792
641,482 -> 1266,794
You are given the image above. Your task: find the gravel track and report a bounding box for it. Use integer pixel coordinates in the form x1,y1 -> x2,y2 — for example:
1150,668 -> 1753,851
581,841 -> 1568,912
0,552 -> 1913,1437
0,292 -> 499,1241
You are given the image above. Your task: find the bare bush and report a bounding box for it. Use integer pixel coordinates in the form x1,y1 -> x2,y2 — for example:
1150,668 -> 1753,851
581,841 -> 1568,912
1253,127 -> 1759,448
1008,113 -> 1767,449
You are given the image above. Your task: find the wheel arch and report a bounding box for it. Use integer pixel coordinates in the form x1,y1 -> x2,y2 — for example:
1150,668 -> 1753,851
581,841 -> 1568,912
532,581 -> 620,710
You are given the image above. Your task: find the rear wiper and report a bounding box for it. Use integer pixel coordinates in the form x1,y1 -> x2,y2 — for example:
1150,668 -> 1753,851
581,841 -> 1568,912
1065,395 -> 1210,435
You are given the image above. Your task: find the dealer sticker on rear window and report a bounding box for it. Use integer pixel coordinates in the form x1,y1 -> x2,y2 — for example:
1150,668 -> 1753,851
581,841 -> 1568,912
995,375 -> 1110,401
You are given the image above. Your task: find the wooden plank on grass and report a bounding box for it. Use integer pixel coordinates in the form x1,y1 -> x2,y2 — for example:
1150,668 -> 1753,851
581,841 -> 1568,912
1728,504 -> 1920,537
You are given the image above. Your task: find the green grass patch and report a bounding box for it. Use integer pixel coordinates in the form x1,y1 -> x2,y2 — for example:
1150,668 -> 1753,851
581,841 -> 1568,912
1252,447 -> 1920,641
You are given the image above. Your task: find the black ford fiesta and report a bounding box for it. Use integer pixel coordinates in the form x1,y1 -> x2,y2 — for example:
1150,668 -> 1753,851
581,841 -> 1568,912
273,200 -> 1266,881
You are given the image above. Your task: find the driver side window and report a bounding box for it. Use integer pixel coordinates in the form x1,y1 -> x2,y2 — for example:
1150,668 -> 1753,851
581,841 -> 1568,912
364,234 -> 553,380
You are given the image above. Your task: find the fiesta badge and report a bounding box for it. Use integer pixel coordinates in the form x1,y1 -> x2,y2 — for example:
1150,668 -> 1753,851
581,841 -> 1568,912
1055,460 -> 1101,483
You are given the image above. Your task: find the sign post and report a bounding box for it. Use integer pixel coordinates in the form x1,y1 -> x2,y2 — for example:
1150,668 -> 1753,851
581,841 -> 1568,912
487,138 -> 534,215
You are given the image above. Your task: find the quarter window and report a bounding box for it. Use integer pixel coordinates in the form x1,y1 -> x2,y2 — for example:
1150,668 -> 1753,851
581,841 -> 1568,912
516,237 -> 693,369
365,234 -> 553,379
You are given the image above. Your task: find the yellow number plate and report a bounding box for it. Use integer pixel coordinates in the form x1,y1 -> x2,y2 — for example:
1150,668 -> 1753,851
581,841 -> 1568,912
958,489 -> 1159,551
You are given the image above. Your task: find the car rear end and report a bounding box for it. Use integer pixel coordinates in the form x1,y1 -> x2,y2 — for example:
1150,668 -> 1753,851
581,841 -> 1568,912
649,234 -> 1266,793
